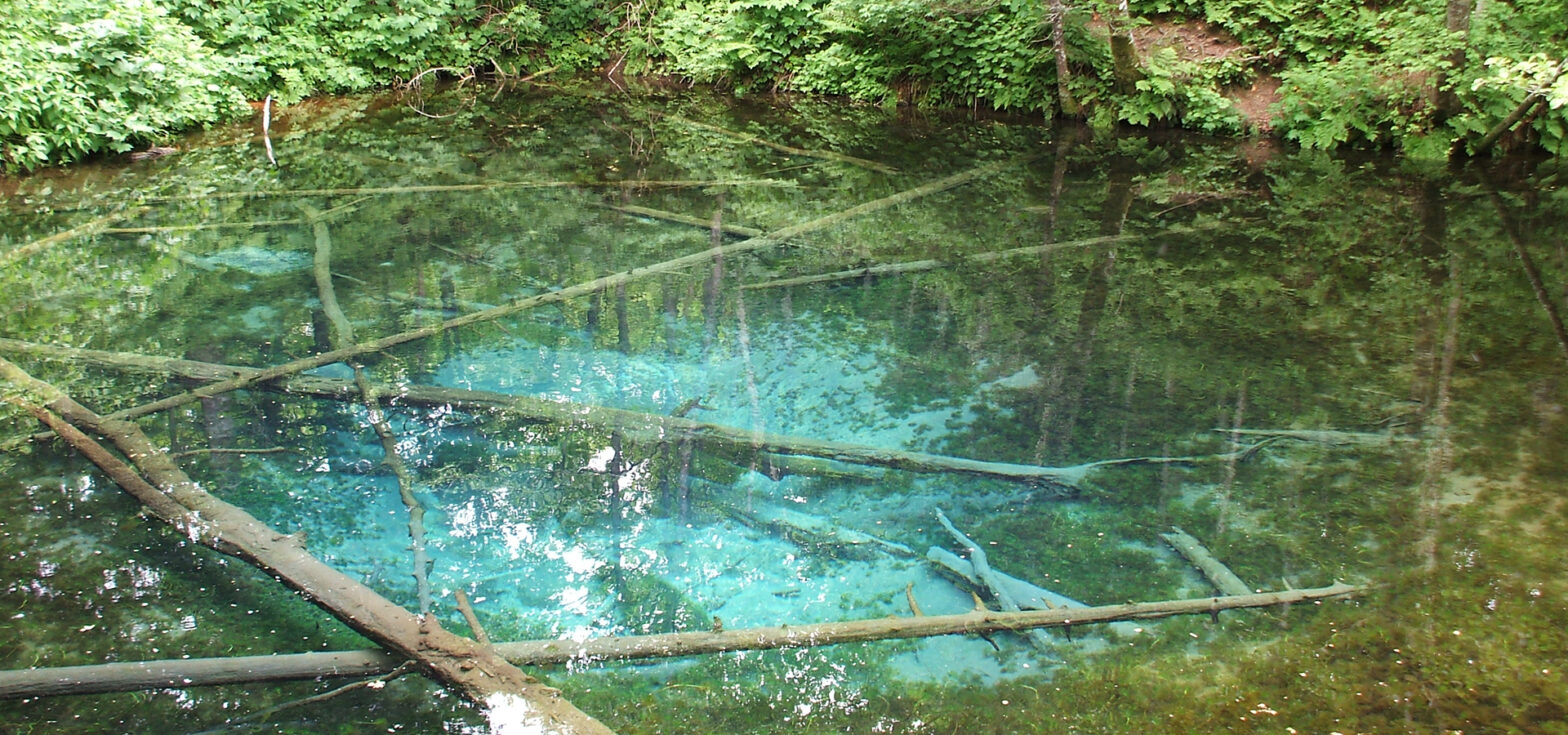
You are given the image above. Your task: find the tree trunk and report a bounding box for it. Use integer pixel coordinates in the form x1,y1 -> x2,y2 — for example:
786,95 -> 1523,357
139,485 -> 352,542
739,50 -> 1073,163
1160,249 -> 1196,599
0,584 -> 1361,699
0,357 -> 615,734
1049,0 -> 1080,116
1108,0 -> 1143,95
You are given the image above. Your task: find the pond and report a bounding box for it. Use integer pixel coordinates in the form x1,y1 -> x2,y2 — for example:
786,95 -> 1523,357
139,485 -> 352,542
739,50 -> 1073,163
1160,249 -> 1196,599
2,82 -> 1566,734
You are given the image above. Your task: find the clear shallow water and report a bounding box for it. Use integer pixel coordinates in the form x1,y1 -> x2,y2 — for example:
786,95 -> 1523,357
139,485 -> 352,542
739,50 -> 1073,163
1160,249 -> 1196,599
2,83 -> 1567,733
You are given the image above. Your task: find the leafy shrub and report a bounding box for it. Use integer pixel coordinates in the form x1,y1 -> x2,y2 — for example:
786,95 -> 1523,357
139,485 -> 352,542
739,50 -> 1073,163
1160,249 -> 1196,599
0,0 -> 249,171
164,0 -> 555,101
654,0 -> 1061,111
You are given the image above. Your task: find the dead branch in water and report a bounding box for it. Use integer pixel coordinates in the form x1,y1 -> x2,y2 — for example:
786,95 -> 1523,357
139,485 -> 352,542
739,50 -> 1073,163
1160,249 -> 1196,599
1,207 -> 148,266
1159,526 -> 1253,596
661,114 -> 899,174
0,338 -> 1268,493
743,224 -> 1221,291
135,178 -> 797,205
34,157 -> 1027,437
597,203 -> 765,238
303,202 -> 435,616
0,357 -> 614,733
0,583 -> 1361,698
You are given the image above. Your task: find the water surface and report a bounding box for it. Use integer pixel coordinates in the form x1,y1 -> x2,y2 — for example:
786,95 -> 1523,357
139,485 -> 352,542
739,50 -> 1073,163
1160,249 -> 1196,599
2,83 -> 1566,733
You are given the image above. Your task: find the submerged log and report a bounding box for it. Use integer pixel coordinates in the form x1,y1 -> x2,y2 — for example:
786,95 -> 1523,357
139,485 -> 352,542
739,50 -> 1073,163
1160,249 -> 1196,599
743,225 -> 1222,291
1216,428 -> 1418,446
0,339 -> 1147,491
598,203 -> 764,239
0,583 -> 1361,698
926,547 -> 1086,610
51,157 -> 1024,432
137,178 -> 797,204
1,207 -> 148,266
1159,526 -> 1253,596
0,357 -> 614,734
305,202 -> 435,616
934,509 -> 1054,651
743,232 -> 1135,291
662,115 -> 898,174
721,501 -> 918,557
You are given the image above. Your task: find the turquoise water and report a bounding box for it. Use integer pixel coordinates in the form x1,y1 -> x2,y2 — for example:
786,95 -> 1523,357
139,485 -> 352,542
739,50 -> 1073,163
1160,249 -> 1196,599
2,84 -> 1567,733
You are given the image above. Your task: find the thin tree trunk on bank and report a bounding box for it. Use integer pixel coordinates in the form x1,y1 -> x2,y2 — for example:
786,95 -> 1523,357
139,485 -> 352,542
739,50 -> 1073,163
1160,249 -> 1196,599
1108,0 -> 1143,94
1048,0 -> 1080,116
0,583 -> 1361,699
0,357 -> 614,734
1436,0 -> 1474,118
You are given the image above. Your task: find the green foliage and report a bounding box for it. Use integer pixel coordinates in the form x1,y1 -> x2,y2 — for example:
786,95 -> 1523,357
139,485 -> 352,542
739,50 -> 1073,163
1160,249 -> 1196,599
1081,46 -> 1244,134
0,0 -> 248,171
653,0 -> 1060,110
1273,51 -> 1438,149
163,0 -> 555,101
1159,0 -> 1568,153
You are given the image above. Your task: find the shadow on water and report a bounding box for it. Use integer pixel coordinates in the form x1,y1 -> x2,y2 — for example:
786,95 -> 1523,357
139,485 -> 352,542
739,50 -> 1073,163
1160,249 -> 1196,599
2,81 -> 1566,733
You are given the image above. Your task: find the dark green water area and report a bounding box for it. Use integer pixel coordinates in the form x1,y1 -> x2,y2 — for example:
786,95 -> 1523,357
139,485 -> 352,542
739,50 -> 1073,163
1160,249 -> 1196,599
2,82 -> 1567,734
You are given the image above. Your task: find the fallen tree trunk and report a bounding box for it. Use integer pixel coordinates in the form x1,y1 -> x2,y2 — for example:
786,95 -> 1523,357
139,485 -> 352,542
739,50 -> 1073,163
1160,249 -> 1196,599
305,202 -> 435,616
0,583 -> 1360,699
742,232 -> 1136,291
137,178 -> 796,204
742,224 -> 1221,291
1,207 -> 147,266
0,357 -> 614,734
0,338 -> 1223,493
1159,526 -> 1253,596
662,115 -> 899,174
57,157 -> 1026,431
719,500 -> 918,558
926,547 -> 1085,610
1216,428 -> 1418,446
597,203 -> 764,239
934,509 -> 1054,651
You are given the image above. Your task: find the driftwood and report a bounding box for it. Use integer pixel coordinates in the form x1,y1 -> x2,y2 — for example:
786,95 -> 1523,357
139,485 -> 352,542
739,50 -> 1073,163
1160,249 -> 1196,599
1,207 -> 148,266
186,663 -> 414,735
103,218 -> 300,234
18,156 -> 1030,446
757,452 -> 887,480
0,357 -> 614,734
0,583 -> 1360,698
662,114 -> 898,174
0,338 -> 1257,493
1158,526 -> 1253,596
261,94 -> 277,167
137,178 -> 796,205
102,197 -> 366,236
329,270 -> 497,315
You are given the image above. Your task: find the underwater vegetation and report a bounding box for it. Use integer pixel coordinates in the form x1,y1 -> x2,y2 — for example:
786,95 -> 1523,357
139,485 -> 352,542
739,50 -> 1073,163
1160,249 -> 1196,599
2,86 -> 1566,733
